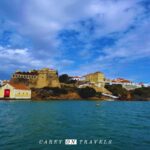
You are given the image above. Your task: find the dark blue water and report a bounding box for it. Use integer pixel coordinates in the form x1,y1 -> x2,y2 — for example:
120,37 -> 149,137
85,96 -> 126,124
0,100 -> 150,150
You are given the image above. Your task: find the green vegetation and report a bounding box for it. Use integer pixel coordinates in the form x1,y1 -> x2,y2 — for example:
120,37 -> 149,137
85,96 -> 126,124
32,84 -> 150,100
59,74 -> 77,84
131,87 -> 150,99
59,74 -> 69,83
78,87 -> 96,98
43,87 -> 68,96
105,84 -> 150,100
105,84 -> 128,99
96,92 -> 102,98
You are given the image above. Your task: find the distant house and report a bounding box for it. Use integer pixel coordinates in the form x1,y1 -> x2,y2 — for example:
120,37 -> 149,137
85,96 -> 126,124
70,76 -> 85,81
105,78 -> 142,90
0,83 -> 31,99
1,80 -> 10,85
112,78 -> 132,85
0,80 -> 2,86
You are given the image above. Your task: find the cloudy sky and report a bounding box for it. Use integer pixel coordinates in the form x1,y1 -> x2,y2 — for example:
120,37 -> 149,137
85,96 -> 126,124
0,0 -> 150,82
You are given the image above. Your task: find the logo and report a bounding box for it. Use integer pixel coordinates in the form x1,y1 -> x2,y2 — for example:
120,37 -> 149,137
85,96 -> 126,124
65,139 -> 77,145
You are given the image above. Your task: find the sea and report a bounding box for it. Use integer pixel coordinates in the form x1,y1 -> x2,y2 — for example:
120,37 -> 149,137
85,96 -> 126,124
0,100 -> 150,150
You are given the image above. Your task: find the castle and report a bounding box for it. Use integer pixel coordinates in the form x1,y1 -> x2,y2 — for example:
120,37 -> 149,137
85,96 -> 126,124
83,72 -> 105,88
11,68 -> 61,88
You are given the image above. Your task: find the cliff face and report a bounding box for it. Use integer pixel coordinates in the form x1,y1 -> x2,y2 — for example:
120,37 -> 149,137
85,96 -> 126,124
31,86 -> 111,101
31,88 -> 81,100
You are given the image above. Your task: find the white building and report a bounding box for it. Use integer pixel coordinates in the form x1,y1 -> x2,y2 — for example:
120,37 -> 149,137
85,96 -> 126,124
0,80 -> 2,86
0,83 -> 31,100
105,78 -> 143,90
70,76 -> 85,81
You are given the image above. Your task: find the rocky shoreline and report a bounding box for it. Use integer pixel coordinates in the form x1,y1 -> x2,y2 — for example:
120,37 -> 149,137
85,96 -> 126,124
31,86 -> 150,101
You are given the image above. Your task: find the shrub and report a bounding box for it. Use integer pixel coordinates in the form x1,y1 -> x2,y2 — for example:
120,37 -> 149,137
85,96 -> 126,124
78,87 -> 96,98
59,74 -> 70,83
52,87 -> 68,96
59,74 -> 77,84
105,84 -> 128,99
96,92 -> 102,98
131,87 -> 150,99
43,87 -> 68,96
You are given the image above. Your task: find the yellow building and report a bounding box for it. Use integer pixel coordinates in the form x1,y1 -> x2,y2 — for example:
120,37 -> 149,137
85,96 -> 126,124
36,68 -> 60,88
83,72 -> 105,88
0,83 -> 31,99
11,68 -> 60,88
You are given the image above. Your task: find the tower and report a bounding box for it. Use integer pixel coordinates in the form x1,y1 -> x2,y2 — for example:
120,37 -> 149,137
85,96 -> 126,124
36,68 -> 61,88
36,69 -> 49,88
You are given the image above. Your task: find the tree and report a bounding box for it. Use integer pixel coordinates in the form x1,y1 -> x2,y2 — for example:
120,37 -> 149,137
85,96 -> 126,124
131,87 -> 150,99
78,87 -> 96,98
59,74 -> 77,84
96,92 -> 102,98
59,74 -> 70,83
43,87 -> 68,96
105,84 -> 128,99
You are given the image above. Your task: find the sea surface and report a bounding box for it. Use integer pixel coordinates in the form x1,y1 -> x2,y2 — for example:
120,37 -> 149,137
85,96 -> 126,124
0,100 -> 150,150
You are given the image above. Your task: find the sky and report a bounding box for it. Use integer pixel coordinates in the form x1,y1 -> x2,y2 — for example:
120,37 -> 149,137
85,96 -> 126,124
0,0 -> 150,82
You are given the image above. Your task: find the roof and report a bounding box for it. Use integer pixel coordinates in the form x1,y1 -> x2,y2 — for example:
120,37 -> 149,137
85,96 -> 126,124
8,82 -> 31,90
112,78 -> 131,83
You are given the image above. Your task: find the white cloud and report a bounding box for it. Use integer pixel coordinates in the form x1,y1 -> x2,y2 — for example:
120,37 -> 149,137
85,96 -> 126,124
87,0 -> 143,35
0,0 -> 145,50
69,15 -> 150,79
0,46 -> 57,71
97,17 -> 150,62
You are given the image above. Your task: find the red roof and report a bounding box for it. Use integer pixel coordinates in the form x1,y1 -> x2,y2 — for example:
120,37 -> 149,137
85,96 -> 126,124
112,78 -> 131,83
8,82 -> 30,90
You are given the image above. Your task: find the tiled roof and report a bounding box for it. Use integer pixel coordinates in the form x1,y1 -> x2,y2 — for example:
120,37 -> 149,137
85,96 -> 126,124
8,82 -> 30,90
112,78 -> 131,83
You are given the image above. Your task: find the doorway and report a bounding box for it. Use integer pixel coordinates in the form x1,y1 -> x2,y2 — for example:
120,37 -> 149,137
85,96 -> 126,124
4,89 -> 10,98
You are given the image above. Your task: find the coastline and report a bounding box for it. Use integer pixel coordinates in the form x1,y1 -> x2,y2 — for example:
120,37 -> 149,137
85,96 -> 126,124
1,97 -> 149,101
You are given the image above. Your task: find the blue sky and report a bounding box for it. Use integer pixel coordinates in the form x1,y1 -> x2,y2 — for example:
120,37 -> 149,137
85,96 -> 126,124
0,0 -> 150,83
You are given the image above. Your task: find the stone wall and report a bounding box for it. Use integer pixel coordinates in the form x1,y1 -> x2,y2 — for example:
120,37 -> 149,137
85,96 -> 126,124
11,68 -> 61,88
84,72 -> 105,88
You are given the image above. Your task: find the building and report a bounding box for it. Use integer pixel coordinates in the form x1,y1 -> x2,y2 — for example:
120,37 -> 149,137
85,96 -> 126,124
83,72 -> 105,88
11,68 -> 61,88
0,83 -> 31,99
105,78 -> 142,90
70,76 -> 85,81
0,80 -> 2,86
111,78 -> 132,85
0,80 -> 10,86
